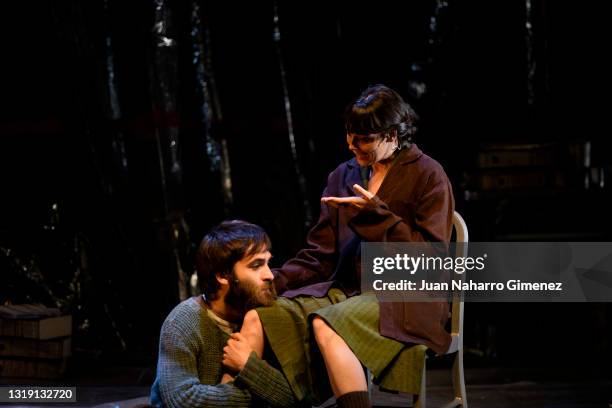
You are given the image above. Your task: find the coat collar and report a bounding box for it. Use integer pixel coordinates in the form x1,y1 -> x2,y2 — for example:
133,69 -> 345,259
398,143 -> 424,164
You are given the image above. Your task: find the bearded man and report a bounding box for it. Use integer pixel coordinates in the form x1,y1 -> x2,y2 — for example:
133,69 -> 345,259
150,220 -> 296,407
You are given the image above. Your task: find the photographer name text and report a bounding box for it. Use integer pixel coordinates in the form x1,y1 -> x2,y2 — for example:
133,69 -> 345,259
372,279 -> 563,291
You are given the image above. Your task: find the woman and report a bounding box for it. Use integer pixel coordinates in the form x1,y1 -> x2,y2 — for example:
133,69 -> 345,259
227,84 -> 454,407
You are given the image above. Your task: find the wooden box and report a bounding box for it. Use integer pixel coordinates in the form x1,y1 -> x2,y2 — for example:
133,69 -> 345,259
0,305 -> 72,379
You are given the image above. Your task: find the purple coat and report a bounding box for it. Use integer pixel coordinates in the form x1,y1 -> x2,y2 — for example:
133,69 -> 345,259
273,144 -> 454,354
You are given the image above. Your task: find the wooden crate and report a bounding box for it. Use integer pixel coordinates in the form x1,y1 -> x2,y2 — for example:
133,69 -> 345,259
0,357 -> 68,378
0,305 -> 72,379
0,336 -> 71,359
0,315 -> 72,340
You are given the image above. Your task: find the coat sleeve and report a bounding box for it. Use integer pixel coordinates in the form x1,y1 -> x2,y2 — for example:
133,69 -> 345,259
349,168 -> 454,243
273,183 -> 339,295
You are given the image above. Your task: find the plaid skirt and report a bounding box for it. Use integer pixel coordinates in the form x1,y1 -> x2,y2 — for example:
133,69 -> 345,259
256,289 -> 426,404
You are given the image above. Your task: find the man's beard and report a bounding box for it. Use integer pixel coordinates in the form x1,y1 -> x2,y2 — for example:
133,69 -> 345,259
225,275 -> 277,314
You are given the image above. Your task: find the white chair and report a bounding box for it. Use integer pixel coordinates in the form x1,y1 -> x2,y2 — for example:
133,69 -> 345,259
368,211 -> 469,408
415,211 -> 469,408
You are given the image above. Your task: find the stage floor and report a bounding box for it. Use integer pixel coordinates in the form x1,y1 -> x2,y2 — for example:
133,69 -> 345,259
2,366 -> 610,407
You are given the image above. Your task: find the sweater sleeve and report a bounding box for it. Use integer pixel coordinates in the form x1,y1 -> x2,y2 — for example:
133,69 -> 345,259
155,319 -> 252,408
234,352 -> 298,408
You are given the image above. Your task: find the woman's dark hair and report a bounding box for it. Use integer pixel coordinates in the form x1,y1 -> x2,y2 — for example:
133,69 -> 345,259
195,220 -> 271,300
344,84 -> 419,147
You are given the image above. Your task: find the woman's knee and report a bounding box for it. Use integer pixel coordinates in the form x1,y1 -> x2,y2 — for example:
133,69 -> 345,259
312,316 -> 335,347
243,309 -> 262,329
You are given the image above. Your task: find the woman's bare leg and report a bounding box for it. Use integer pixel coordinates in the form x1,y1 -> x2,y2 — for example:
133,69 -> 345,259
312,316 -> 367,396
240,309 -> 265,358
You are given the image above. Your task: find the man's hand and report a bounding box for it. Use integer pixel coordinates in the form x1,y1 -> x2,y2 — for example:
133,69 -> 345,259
222,333 -> 253,373
321,184 -> 375,210
220,373 -> 234,384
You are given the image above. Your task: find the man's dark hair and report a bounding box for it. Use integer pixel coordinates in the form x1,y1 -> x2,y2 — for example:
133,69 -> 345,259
196,220 -> 271,300
344,84 -> 419,148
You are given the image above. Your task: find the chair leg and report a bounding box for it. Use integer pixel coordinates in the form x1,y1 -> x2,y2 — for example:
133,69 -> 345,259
414,360 -> 427,408
452,351 -> 467,408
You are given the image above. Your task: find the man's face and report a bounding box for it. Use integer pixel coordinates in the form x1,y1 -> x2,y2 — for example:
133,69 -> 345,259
225,249 -> 276,312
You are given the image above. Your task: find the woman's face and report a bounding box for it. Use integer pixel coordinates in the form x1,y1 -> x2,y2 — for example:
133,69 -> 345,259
346,132 -> 397,167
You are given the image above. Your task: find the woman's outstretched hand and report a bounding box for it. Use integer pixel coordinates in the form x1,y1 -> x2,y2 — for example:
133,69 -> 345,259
321,184 -> 374,210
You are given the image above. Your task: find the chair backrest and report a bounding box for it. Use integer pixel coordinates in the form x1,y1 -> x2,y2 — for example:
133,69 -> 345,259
453,211 -> 469,252
448,211 -> 468,353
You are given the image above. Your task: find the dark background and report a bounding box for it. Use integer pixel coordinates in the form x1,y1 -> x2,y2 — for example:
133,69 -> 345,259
1,0 -> 610,380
